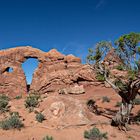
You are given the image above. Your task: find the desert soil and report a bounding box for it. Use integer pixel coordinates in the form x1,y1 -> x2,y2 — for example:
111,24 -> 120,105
0,85 -> 140,140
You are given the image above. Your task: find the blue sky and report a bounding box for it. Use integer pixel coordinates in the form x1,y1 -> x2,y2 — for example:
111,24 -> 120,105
0,0 -> 140,84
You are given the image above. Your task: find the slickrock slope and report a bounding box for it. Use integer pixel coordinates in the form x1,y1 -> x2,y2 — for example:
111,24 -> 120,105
0,46 -> 96,98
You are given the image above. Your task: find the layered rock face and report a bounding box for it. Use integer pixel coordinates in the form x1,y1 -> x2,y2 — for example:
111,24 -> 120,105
103,49 -> 123,69
0,46 -> 96,98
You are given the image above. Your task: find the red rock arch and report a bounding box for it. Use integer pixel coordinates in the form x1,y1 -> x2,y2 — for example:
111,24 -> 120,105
0,46 -> 95,98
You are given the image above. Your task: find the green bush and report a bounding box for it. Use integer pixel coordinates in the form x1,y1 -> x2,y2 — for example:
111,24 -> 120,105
133,98 -> 140,105
0,94 -> 9,113
84,127 -> 108,140
25,94 -> 40,110
115,64 -> 125,71
0,94 -> 9,101
36,112 -> 45,123
14,95 -> 22,100
96,73 -> 105,82
115,101 -> 122,107
102,96 -> 110,103
42,135 -> 53,140
114,79 -> 128,91
0,112 -> 24,130
86,99 -> 96,106
127,69 -> 137,80
133,110 -> 140,124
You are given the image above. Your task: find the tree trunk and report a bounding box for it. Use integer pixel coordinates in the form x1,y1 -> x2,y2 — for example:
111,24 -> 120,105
91,63 -> 140,130
112,100 -> 133,130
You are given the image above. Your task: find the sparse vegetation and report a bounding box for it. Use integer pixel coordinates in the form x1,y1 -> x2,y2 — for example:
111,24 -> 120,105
25,94 -> 40,111
14,95 -> 22,100
134,110 -> 140,124
96,73 -> 105,82
0,94 -> 9,113
84,127 -> 108,140
42,135 -> 54,140
102,96 -> 110,103
0,112 -> 24,130
87,32 -> 140,129
86,99 -> 100,115
86,99 -> 96,106
133,98 -> 140,105
114,79 -> 128,91
0,94 -> 9,101
115,101 -> 122,107
36,112 -> 45,123
127,69 -> 137,80
127,136 -> 135,140
115,64 -> 125,71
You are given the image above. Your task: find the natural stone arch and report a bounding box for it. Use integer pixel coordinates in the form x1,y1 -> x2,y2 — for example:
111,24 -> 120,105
0,46 -> 96,98
0,46 -> 47,97
22,58 -> 39,92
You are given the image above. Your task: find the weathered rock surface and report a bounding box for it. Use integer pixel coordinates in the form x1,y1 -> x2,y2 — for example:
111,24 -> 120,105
58,85 -> 85,95
40,96 -> 90,127
103,49 -> 123,69
0,46 -> 96,98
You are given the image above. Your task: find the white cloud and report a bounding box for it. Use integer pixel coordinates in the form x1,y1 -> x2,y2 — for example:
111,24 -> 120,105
60,42 -> 89,63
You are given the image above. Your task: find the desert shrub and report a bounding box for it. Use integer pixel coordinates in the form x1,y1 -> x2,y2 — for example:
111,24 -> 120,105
133,98 -> 140,105
127,135 -> 135,140
86,99 -> 100,115
42,135 -> 53,140
9,112 -> 19,116
84,127 -> 108,140
115,64 -> 125,71
25,94 -> 40,111
127,69 -> 137,80
86,99 -> 96,106
36,112 -> 45,123
115,101 -> 122,107
96,73 -> 105,82
0,112 -> 24,130
14,95 -> 22,100
133,110 -> 140,124
114,79 -> 128,91
0,94 -> 9,113
102,96 -> 110,103
0,94 -> 9,101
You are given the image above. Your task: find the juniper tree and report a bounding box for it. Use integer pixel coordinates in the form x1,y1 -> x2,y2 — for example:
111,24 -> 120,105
87,32 -> 140,130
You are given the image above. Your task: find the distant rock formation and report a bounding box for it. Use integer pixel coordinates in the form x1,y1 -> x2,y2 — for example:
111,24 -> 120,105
103,49 -> 123,69
0,46 -> 96,98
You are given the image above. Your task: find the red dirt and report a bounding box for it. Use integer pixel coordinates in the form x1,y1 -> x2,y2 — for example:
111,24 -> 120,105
0,85 -> 140,140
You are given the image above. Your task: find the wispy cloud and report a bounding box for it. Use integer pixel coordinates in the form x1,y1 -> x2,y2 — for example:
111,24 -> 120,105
51,42 -> 89,63
95,0 -> 105,9
60,42 -> 89,63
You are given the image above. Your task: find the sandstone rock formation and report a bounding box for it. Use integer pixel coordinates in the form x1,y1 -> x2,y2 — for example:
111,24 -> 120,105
0,46 -> 96,98
39,96 -> 90,128
58,85 -> 85,95
103,49 -> 123,69
102,49 -> 127,88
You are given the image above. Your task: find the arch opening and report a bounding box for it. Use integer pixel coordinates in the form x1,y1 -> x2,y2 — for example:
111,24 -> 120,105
5,67 -> 13,73
22,58 -> 39,92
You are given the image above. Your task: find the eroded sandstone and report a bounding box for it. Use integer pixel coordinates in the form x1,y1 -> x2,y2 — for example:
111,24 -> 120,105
0,46 -> 96,98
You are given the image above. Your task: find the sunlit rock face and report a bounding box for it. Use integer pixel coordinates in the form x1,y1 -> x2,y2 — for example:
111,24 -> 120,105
0,46 -> 96,98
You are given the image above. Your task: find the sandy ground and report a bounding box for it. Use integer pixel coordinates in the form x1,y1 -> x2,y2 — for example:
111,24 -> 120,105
0,85 -> 140,140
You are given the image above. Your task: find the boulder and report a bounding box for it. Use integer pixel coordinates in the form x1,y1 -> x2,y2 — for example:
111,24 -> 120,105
40,96 -> 90,128
59,85 -> 85,95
